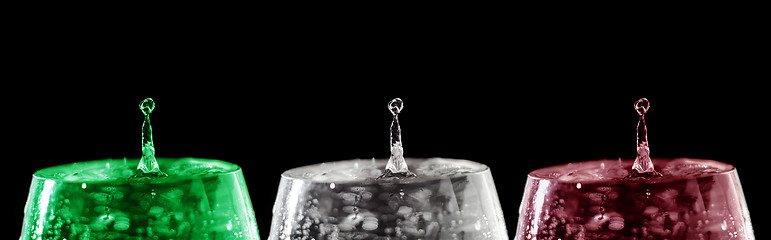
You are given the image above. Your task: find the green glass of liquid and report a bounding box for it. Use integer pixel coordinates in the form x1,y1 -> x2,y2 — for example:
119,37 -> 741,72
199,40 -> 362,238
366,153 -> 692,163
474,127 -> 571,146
22,98 -> 259,239
21,158 -> 259,240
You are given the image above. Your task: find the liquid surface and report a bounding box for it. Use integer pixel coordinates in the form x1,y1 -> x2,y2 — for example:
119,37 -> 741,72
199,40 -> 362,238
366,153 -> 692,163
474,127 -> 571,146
35,158 -> 239,183
22,158 -> 258,240
530,158 -> 734,183
283,158 -> 488,183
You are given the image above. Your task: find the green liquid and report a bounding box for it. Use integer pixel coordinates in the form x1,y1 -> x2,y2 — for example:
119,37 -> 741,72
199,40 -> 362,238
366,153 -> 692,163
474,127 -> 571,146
21,158 -> 258,240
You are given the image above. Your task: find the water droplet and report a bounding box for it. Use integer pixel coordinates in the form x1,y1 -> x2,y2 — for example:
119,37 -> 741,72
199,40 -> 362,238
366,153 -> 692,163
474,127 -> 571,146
131,98 -> 167,179
627,98 -> 662,178
576,183 -> 582,189
388,98 -> 403,115
139,98 -> 155,114
379,98 -> 415,179
329,182 -> 336,189
634,98 -> 649,115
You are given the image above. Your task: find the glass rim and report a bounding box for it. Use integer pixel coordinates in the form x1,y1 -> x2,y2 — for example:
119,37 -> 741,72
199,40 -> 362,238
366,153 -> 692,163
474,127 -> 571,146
281,158 -> 491,184
527,158 -> 737,184
32,157 -> 242,183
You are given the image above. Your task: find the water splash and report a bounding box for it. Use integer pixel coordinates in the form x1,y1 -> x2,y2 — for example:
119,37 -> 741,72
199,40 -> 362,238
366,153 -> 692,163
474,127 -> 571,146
379,98 -> 416,179
626,98 -> 662,178
131,98 -> 167,179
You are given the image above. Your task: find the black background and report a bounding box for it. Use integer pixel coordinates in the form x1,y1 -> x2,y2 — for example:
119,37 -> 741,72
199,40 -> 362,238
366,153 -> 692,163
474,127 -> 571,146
7,15 -> 767,239
11,85 -> 766,239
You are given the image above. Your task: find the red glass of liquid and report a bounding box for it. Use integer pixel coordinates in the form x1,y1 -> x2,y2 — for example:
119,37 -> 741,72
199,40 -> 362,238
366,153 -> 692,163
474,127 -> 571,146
516,158 -> 754,240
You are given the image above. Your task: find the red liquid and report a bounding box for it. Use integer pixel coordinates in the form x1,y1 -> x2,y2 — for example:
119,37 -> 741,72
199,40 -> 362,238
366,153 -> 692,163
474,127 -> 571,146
516,158 -> 753,240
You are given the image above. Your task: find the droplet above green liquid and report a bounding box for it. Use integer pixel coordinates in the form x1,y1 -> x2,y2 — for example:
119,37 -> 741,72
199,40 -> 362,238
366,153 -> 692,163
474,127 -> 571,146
21,98 -> 259,239
132,98 -> 168,179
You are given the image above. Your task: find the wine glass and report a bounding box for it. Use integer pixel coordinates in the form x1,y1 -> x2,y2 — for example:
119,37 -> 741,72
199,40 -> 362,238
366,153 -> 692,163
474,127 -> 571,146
515,158 -> 754,240
268,157 -> 508,240
21,158 -> 260,239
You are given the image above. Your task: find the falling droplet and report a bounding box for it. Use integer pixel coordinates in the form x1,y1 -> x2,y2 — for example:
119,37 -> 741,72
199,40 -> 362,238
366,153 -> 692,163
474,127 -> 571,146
131,98 -> 167,179
378,98 -> 415,179
626,98 -> 662,178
